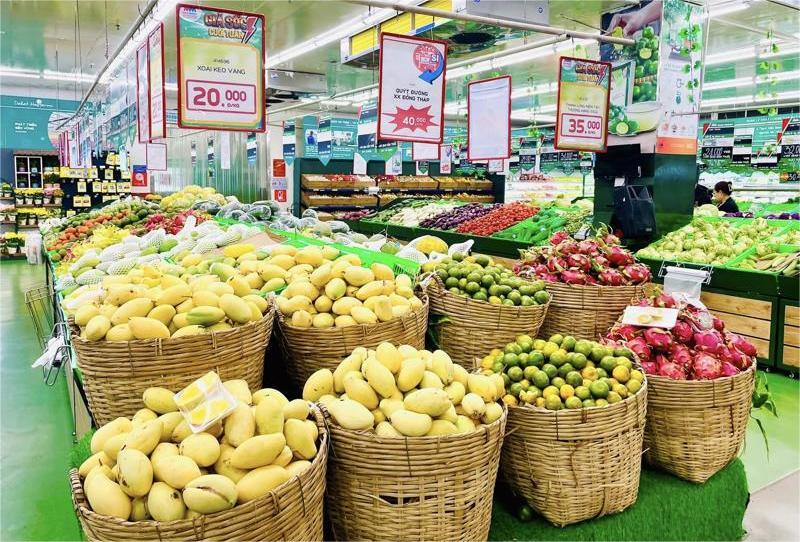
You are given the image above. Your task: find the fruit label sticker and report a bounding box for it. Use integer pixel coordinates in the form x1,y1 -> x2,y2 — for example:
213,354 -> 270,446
378,33 -> 447,144
555,57 -> 611,152
176,4 -> 265,132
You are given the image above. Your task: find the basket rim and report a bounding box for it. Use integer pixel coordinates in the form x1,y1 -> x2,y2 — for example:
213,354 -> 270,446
645,362 -> 756,386
427,275 -> 552,313
543,281 -> 647,292
69,306 -> 274,346
71,405 -> 328,527
322,402 -> 507,442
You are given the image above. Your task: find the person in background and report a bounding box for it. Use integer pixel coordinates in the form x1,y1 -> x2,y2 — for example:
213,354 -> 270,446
713,181 -> 739,213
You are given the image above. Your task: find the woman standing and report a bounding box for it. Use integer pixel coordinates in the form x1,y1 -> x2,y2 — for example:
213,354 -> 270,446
713,181 -> 739,214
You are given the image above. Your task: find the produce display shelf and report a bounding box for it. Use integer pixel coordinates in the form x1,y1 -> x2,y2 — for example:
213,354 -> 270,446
0,253 -> 27,259
0,220 -> 16,225
0,196 -> 14,201
301,204 -> 377,211
17,224 -> 40,229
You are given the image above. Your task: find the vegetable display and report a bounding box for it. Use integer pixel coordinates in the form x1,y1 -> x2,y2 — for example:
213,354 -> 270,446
478,334 -> 644,410
302,342 -> 504,436
456,203 -> 539,237
418,203 -> 500,230
492,206 -> 590,244
432,253 -> 550,306
734,245 -> 799,276
606,292 -> 756,380
516,230 -> 651,286
77,383 -> 320,521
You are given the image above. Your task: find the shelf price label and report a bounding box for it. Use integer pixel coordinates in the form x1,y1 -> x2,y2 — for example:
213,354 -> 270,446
177,4 -> 265,132
555,57 -> 611,153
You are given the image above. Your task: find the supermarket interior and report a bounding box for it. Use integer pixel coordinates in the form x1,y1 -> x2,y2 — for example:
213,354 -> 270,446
0,0 -> 799,540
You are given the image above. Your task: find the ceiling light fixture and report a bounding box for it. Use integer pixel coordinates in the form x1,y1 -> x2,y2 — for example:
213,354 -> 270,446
705,43 -> 800,65
705,0 -> 752,19
0,66 -> 96,83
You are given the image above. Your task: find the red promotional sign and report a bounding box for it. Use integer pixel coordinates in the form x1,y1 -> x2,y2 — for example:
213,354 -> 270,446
272,158 -> 286,177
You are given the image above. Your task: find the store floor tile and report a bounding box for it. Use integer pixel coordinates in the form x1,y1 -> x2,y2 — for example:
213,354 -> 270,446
0,260 -> 82,541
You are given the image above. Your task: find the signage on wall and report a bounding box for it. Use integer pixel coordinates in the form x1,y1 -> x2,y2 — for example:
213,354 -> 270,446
176,4 -> 266,132
136,43 -> 151,143
318,116 -> 332,166
439,145 -> 452,173
131,165 -> 149,189
282,121 -> 295,165
148,24 -> 166,140
272,160 -> 287,203
468,75 -> 511,161
303,116 -> 318,158
378,33 -> 447,144
555,57 -> 611,152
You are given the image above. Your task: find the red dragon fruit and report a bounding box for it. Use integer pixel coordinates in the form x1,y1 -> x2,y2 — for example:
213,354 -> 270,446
537,272 -> 559,283
609,324 -> 639,341
720,361 -> 740,377
718,345 -> 752,370
622,263 -> 652,284
602,232 -> 621,246
727,332 -> 757,358
598,268 -> 626,286
605,245 -> 635,267
670,343 -> 693,369
712,315 -> 725,332
549,231 -> 570,245
692,352 -> 722,380
547,256 -> 566,273
657,356 -> 687,380
672,320 -> 694,344
556,240 -> 580,255
566,253 -> 591,272
627,335 -> 652,361
585,275 -> 598,285
560,269 -> 589,285
641,360 -> 658,374
577,240 -> 601,257
591,255 -> 610,272
654,292 -> 677,308
644,327 -> 673,352
693,329 -> 724,354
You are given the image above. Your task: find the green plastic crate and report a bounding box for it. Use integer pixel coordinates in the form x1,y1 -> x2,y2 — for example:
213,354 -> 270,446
725,243 -> 800,275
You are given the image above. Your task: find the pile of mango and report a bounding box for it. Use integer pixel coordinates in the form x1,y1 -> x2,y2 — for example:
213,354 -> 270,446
301,342 -> 504,437
78,382 -> 319,521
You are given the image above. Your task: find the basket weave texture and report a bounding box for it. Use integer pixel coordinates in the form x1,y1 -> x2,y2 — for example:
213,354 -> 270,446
501,383 -> 647,527
538,282 -> 645,341
71,310 -> 274,426
70,407 -> 328,542
644,365 -> 755,483
427,277 -> 550,369
275,290 -> 429,390
324,408 -> 507,541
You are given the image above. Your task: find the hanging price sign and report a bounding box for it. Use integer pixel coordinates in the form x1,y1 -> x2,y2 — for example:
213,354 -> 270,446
177,4 -> 265,132
555,57 -> 611,152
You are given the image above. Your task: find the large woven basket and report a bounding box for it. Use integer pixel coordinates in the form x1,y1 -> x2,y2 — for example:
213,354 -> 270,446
275,290 -> 428,390
70,310 -> 274,426
427,277 -> 550,370
538,282 -> 645,341
324,408 -> 507,541
70,406 -> 328,541
644,365 -> 755,483
502,383 -> 647,527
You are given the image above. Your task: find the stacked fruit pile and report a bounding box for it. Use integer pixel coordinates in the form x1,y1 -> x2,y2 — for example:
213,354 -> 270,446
479,334 -> 644,410
268,245 -> 424,329
456,203 -> 539,237
516,230 -> 651,286
77,383 -> 319,521
606,292 -> 756,380
432,253 -> 550,306
302,342 -> 504,436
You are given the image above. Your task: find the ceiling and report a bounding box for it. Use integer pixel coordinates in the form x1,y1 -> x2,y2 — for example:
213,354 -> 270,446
1,0 -> 798,121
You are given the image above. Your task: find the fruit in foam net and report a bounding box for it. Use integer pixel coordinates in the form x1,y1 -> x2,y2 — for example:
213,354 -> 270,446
301,342 -> 503,436
78,382 -> 320,521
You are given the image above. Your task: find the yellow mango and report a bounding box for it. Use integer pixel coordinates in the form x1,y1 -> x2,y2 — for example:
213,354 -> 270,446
224,403 -> 255,447
271,245 -> 297,257
291,310 -> 312,327
461,393 -> 486,418
376,421 -> 402,437
283,399 -> 310,421
91,417 -> 132,454
206,282 -> 235,297
269,254 -> 296,270
132,408 -> 158,427
176,298 -> 195,314
397,358 -> 426,392
431,350 -> 454,386
334,315 -> 357,327
122,419 -> 162,456
75,304 -> 100,327
390,409 -> 432,437
310,263 -> 332,288
171,325 -> 205,338
103,432 -> 130,461
141,389 -> 177,414
302,369 -> 334,401
344,375 -> 379,410
147,481 -> 186,521
84,468 -> 132,520
230,434 -> 286,469
284,419 -> 317,460
243,294 -> 268,314
236,465 -> 290,503
314,295 -> 333,313
128,317 -> 170,340
273,445 -> 293,467
179,433 -> 221,467
285,460 -> 312,477
258,263 -> 288,281
327,399 -> 374,430
214,444 -> 248,484
223,243 -> 255,258
156,284 -> 192,307
85,314 -> 112,341
344,266 -> 374,287
147,304 -> 177,327
294,246 -> 324,267
150,442 -> 179,465
218,294 -> 252,324
481,402 -> 503,424
105,324 -> 133,341
351,306 -> 378,325
370,263 -> 394,281
183,474 -> 237,514
331,296 -> 361,316
255,396 -> 284,435
252,388 -> 288,408
285,281 -> 319,301
116,449 -> 154,497
222,380 -> 252,404
227,275 -> 251,297
420,371 -> 444,389
403,388 -> 451,417
324,278 -> 347,301
355,281 -> 384,301
172,313 -> 190,329
456,415 -> 476,433
426,420 -> 458,436
130,497 -> 149,521
373,297 -> 394,322
364,357 -> 398,398
192,290 -> 220,308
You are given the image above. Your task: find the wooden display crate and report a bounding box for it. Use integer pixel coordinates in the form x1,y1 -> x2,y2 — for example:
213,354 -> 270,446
700,290 -> 774,360
301,174 -> 333,189
779,302 -> 799,371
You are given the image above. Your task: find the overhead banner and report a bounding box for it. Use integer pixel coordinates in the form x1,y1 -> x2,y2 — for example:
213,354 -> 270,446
318,116 -> 332,165
148,24 -> 166,140
136,43 -> 150,143
358,103 -> 397,161
439,145 -> 452,173
177,4 -> 266,132
303,115 -> 318,158
331,118 -> 358,159
378,33 -> 446,144
468,75 -> 511,161
412,142 -> 439,161
282,121 -> 295,165
555,57 -> 611,152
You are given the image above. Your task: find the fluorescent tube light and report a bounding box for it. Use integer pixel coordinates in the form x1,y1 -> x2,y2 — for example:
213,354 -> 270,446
705,44 -> 800,66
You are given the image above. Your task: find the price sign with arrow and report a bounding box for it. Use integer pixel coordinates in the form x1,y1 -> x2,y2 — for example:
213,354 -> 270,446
378,33 -> 447,144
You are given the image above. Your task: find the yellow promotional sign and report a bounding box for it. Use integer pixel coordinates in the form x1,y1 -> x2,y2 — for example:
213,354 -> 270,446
555,57 -> 612,152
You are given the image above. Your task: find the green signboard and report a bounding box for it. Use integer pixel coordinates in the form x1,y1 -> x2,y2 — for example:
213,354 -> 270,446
1,95 -> 79,150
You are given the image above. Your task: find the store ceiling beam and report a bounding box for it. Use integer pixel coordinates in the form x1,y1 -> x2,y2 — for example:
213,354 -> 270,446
267,34 -> 569,116
343,0 -> 635,46
765,0 -> 800,11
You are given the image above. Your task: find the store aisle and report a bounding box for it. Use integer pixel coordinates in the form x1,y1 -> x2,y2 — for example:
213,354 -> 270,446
0,261 -> 82,541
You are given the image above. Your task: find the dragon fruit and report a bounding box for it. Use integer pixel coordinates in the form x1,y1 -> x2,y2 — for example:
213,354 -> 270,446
692,352 -> 722,380
641,360 -> 658,374
547,256 -> 566,273
693,329 -> 724,354
654,293 -> 677,308
621,263 -> 652,284
585,275 -> 598,285
598,268 -> 626,286
718,345 -> 751,370
672,320 -> 694,344
560,269 -> 589,285
644,327 -> 673,352
670,343 -> 693,368
658,357 -> 687,380
577,240 -> 601,257
712,315 -> 725,332
591,255 -> 610,272
605,245 -> 635,267
549,231 -> 570,245
627,335 -> 652,361
727,333 -> 757,357
720,361 -> 740,377
609,324 -> 639,341
556,240 -> 580,255
566,253 -> 591,272
537,272 -> 560,283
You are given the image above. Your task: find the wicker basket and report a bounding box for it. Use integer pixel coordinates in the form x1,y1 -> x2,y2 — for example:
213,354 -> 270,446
501,383 -> 647,527
644,365 -> 755,483
324,408 -> 507,541
70,407 -> 328,541
276,290 -> 429,390
427,277 -> 550,369
538,282 -> 645,341
70,311 -> 274,426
